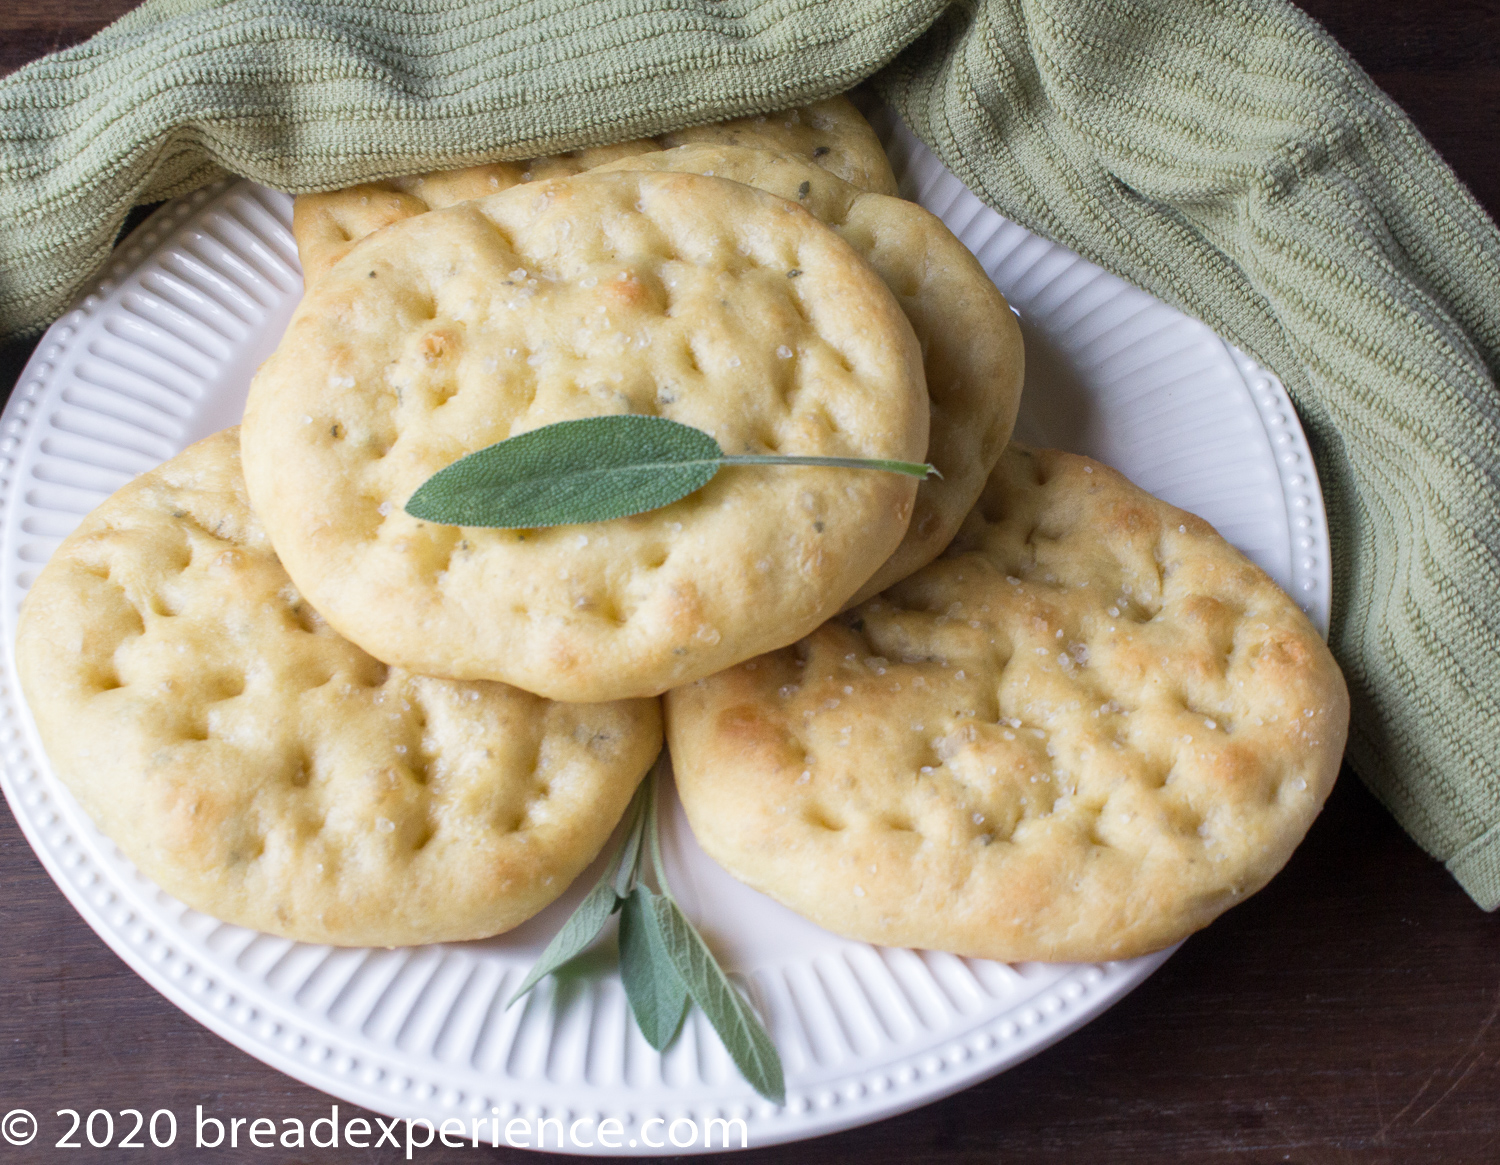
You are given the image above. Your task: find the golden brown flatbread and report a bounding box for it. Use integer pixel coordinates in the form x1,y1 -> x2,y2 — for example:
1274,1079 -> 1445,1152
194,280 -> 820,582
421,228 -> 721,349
667,445 -> 1348,962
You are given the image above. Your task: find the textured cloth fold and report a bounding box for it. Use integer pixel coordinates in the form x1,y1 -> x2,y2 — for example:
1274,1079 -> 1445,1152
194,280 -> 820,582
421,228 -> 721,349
3,0 -> 1500,906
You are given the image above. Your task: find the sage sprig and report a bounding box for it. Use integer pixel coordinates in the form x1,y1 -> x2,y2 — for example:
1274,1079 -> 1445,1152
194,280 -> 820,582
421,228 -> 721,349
508,759 -> 786,1104
406,415 -> 935,529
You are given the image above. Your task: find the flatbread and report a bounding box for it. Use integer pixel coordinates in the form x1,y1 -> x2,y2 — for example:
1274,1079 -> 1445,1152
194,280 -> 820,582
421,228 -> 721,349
591,143 -> 1024,601
242,169 -> 928,702
294,95 -> 897,286
16,430 -> 662,947
666,445 -> 1349,962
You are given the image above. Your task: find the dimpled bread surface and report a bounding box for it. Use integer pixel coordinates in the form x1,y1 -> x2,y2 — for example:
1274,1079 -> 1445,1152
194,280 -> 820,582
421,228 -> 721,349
15,430 -> 662,947
592,143 -> 1024,601
242,170 -> 928,703
294,95 -> 897,286
666,446 -> 1349,962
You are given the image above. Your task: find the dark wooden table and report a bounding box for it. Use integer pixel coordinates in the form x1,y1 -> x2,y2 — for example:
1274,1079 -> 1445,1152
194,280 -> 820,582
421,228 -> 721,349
4,2 -> 1500,1161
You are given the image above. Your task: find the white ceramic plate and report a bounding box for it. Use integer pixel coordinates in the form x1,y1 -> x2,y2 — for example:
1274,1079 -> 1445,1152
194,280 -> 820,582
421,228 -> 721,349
0,116 -> 1329,1154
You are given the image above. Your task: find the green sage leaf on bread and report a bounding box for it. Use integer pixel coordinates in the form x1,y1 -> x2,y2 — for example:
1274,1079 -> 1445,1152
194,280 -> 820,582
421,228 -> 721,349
406,415 -> 933,529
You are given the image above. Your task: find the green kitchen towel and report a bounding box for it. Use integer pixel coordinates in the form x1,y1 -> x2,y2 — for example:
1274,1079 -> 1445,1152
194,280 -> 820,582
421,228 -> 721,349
4,0 -> 1500,907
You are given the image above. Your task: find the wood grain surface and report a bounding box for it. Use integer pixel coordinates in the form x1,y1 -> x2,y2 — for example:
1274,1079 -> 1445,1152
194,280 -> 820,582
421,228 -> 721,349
3,2 -> 1500,1162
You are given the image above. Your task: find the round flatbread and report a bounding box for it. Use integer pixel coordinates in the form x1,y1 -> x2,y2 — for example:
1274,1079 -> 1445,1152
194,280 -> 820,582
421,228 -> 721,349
294,95 -> 896,286
16,430 -> 662,947
666,445 -> 1349,962
591,143 -> 1024,601
243,169 -> 928,702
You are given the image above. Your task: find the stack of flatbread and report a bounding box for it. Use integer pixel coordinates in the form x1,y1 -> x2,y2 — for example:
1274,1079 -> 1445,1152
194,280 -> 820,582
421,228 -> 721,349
17,97 -> 1347,962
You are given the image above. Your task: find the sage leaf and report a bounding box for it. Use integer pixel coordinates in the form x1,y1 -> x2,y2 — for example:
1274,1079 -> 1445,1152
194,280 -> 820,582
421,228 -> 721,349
505,876 -> 620,1009
506,774 -> 653,1007
407,415 -> 720,528
405,415 -> 936,529
619,886 -> 692,1051
647,891 -> 786,1105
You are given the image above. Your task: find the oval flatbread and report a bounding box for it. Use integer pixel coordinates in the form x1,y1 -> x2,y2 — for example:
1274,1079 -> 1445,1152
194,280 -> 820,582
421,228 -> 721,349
666,445 -> 1349,962
242,170 -> 928,702
293,95 -> 897,286
16,430 -> 662,947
